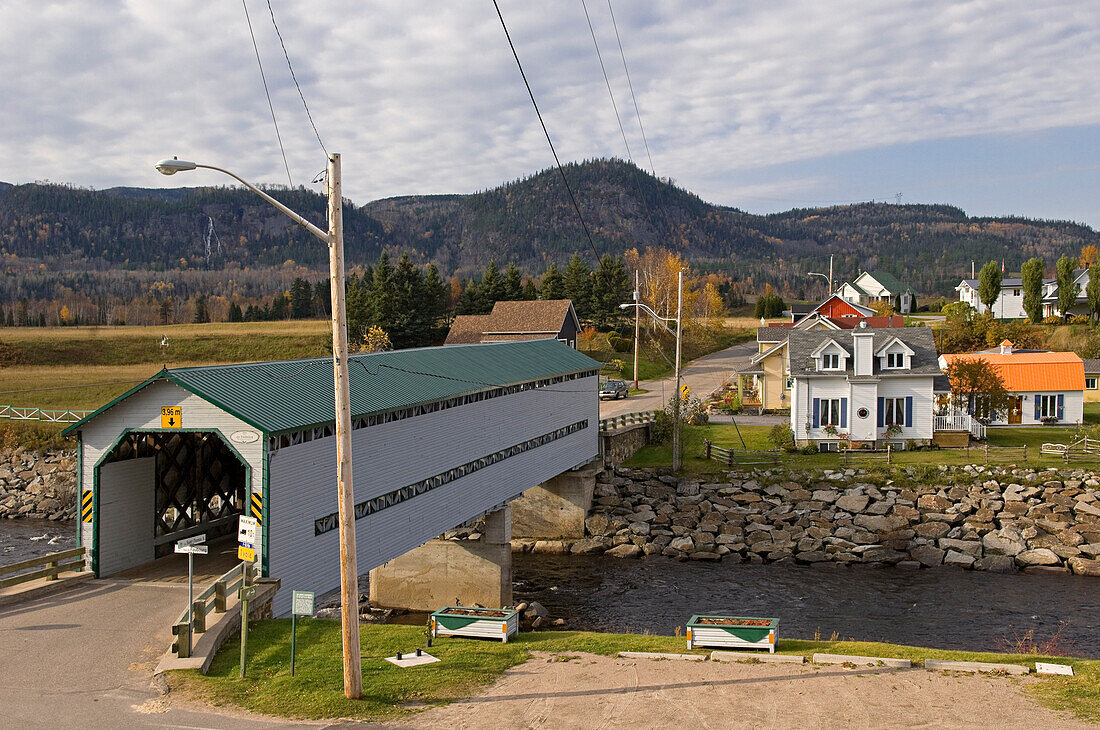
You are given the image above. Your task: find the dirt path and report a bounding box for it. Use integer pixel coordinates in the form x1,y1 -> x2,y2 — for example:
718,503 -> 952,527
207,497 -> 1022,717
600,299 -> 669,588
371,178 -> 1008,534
402,652 -> 1087,729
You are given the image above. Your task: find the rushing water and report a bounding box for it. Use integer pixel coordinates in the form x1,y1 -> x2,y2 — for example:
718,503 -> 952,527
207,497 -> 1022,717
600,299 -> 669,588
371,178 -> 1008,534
0,519 -> 76,565
514,553 -> 1100,658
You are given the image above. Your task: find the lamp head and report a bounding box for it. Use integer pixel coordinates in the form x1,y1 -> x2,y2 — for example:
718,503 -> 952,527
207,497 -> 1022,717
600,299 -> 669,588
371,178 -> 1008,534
155,157 -> 197,175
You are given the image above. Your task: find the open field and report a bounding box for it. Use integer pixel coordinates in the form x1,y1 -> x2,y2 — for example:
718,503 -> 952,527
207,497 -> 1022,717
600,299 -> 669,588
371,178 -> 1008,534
168,622 -> 1100,723
624,422 -> 1100,474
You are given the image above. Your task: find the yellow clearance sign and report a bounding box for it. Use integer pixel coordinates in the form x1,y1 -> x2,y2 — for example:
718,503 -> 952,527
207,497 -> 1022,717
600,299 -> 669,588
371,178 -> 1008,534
161,406 -> 182,429
238,544 -> 257,563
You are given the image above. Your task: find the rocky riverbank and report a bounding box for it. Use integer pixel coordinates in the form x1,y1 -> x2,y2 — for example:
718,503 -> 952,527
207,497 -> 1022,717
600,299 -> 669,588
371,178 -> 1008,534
0,449 -> 78,521
512,465 -> 1100,576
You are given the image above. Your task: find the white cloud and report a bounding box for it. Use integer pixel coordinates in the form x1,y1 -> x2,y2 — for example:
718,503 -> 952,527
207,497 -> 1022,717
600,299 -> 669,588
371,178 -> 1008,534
0,0 -> 1098,211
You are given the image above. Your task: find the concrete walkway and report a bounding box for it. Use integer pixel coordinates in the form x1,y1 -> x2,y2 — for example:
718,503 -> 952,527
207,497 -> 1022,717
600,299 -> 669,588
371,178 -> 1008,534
0,577 -> 339,728
599,340 -> 758,419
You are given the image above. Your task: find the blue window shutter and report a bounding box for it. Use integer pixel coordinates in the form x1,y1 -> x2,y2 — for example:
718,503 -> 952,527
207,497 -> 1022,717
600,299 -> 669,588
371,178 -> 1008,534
1058,393 -> 1064,420
812,398 -> 820,428
840,398 -> 848,428
1034,397 -> 1041,421
905,396 -> 913,427
877,397 -> 884,427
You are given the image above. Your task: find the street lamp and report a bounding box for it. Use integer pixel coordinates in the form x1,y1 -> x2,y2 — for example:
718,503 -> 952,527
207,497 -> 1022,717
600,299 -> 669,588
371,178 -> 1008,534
620,269 -> 683,470
807,254 -> 835,297
155,154 -> 363,699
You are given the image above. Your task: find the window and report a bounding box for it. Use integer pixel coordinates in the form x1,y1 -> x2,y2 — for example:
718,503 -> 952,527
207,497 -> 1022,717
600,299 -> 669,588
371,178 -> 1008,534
785,376 -> 793,390
1087,377 -> 1097,390
818,441 -> 839,452
885,352 -> 905,368
821,398 -> 842,426
822,353 -> 840,369
1039,395 -> 1058,419
1014,289 -> 1021,296
883,397 -> 906,426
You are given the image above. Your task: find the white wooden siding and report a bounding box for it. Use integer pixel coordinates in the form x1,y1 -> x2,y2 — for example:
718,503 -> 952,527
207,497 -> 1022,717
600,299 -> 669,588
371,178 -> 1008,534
97,458 -> 155,575
877,376 -> 934,439
266,377 -> 598,616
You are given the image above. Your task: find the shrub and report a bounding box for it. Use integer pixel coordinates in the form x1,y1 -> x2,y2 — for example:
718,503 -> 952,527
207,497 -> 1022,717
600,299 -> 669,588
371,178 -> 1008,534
608,333 -> 633,353
800,444 -> 819,455
769,423 -> 795,450
650,409 -> 673,443
1070,315 -> 1092,325
607,358 -> 625,373
1042,316 -> 1063,325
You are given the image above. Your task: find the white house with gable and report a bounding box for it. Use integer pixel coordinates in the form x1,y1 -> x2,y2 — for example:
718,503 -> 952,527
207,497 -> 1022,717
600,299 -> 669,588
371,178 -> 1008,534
956,276 -> 1057,319
788,326 -> 939,450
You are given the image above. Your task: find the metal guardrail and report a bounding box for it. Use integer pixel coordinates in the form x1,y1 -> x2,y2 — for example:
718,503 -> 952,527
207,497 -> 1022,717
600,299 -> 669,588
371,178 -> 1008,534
0,405 -> 92,423
0,547 -> 86,589
171,561 -> 255,658
599,410 -> 657,433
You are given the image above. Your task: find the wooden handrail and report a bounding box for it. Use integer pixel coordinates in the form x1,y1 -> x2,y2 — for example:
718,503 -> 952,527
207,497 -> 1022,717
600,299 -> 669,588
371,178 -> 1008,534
172,561 -> 255,658
0,547 -> 86,589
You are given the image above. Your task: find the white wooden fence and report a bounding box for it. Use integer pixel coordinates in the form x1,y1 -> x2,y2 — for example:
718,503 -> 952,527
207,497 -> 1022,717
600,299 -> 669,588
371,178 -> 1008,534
0,405 -> 92,423
934,412 -> 986,440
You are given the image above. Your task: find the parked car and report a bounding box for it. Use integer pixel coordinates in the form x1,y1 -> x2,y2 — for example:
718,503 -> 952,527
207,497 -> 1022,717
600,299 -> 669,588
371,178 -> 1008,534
600,380 -> 629,399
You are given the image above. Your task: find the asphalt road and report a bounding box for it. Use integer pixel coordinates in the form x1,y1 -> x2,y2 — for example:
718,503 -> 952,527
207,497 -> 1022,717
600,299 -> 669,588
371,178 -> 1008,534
599,339 -> 758,419
0,579 -> 364,729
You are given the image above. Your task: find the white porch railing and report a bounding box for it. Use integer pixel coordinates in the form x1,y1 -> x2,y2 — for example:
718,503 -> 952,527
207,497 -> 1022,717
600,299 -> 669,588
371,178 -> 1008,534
934,412 -> 986,440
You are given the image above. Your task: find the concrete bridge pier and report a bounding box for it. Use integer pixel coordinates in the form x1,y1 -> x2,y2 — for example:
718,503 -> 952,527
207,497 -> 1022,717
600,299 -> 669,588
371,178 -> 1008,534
368,506 -> 512,611
510,465 -> 600,539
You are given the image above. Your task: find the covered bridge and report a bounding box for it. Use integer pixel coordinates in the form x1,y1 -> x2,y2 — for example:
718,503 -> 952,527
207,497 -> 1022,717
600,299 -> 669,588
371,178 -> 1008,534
63,339 -> 599,614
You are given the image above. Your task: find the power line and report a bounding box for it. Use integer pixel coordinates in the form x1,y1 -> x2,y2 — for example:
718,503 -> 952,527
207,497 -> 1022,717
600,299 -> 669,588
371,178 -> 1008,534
580,0 -> 632,163
0,379 -> 145,396
242,0 -> 294,186
491,0 -> 602,264
265,0 -> 328,156
372,360 -> 596,393
606,0 -> 655,176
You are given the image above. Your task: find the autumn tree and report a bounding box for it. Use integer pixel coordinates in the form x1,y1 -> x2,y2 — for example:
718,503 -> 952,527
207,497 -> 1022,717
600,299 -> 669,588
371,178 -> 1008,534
944,357 -> 1012,421
1081,245 -> 1099,269
359,325 -> 391,353
1020,257 -> 1045,324
977,260 -> 1001,314
1056,254 -> 1079,320
869,300 -> 896,317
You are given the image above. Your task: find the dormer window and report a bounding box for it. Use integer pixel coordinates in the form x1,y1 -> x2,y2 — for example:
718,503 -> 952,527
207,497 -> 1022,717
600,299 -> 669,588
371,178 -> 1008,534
823,353 -> 840,369
886,352 -> 905,368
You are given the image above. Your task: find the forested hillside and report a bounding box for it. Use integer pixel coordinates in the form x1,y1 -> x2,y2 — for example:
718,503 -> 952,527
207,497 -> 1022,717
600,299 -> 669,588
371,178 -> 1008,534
0,158 -> 1094,325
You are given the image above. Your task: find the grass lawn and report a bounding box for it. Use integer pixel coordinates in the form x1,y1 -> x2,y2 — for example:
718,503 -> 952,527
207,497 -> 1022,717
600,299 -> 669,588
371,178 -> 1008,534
1084,401 -> 1100,426
623,422 -> 1100,475
170,621 -> 1100,722
587,326 -> 753,383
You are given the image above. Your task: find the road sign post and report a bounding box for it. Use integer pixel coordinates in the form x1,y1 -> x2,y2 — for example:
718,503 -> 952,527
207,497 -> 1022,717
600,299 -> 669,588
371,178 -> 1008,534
174,534 -> 208,657
236,515 -> 260,678
290,590 -> 314,677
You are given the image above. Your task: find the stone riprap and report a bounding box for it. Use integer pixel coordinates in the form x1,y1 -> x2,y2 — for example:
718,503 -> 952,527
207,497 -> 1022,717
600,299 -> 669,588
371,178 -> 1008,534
0,449 -> 77,521
511,465 -> 1100,577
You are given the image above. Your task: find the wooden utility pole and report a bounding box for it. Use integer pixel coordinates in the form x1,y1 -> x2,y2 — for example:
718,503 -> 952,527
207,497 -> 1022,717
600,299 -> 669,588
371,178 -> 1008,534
672,270 -> 683,471
327,153 -> 362,699
633,270 -> 640,390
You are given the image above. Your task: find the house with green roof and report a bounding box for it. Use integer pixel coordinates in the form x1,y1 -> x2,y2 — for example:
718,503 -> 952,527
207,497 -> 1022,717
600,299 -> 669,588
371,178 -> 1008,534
836,271 -> 916,313
62,338 -> 600,616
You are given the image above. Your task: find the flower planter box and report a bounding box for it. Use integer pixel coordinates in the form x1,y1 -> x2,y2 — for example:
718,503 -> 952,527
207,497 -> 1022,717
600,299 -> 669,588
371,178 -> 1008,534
430,606 -> 519,643
686,615 -> 778,653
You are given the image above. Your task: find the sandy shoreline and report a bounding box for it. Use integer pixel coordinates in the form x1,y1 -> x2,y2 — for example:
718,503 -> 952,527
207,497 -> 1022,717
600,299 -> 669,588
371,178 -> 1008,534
402,651 -> 1088,729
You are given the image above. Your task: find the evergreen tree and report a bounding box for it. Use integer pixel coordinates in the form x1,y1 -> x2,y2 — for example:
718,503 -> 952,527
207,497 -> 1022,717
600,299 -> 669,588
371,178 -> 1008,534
388,253 -> 428,348
454,279 -> 488,315
522,279 -> 539,300
289,277 -> 313,319
753,285 -> 786,318
540,263 -> 565,300
159,298 -> 172,325
591,254 -> 631,327
369,252 -> 396,331
244,304 -> 260,322
1087,264 -> 1100,323
1056,254 -> 1079,321
313,279 -> 330,317
345,274 -> 372,343
0,305 -> 5,326
423,263 -> 448,341
562,253 -> 593,320
270,292 -> 289,320
481,261 -> 504,305
503,263 -> 524,300
1021,257 -> 1045,324
5,311 -> 13,327
193,295 -> 210,324
228,302 -> 244,322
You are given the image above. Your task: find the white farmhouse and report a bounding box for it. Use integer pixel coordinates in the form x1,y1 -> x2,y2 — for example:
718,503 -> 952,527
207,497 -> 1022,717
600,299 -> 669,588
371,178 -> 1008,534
788,326 -> 939,450
955,276 -> 1057,319
1042,268 -> 1089,319
836,271 -> 916,314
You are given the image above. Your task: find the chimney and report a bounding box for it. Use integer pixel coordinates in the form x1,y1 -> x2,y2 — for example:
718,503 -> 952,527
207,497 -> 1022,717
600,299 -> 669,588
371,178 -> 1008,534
853,324 -> 874,376
999,339 -> 1013,356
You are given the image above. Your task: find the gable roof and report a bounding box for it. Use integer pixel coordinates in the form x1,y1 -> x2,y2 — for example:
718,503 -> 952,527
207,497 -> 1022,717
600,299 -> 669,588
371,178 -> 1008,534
787,327 -> 939,377
1082,359 -> 1100,374
444,300 -> 578,344
803,294 -> 876,319
860,270 -> 911,295
940,350 -> 1084,392
64,339 -> 600,436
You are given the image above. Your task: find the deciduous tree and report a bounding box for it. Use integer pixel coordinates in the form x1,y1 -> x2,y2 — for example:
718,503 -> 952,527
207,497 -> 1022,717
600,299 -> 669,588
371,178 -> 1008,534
977,260 -> 1001,314
1021,257 -> 1045,324
944,357 -> 1012,422
1056,254 -> 1079,321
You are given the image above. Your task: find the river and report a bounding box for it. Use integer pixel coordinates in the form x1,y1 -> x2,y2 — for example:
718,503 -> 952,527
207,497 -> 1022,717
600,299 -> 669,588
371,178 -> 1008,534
513,553 -> 1100,658
4,521 -> 1096,657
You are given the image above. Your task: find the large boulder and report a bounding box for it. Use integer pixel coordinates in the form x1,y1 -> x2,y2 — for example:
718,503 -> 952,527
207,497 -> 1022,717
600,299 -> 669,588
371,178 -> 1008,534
605,543 -> 643,559
938,538 -> 982,558
668,536 -> 695,552
981,528 -> 1026,557
910,545 -> 945,567
1016,548 -> 1061,567
943,550 -> 976,568
835,494 -> 870,513
1068,556 -> 1100,576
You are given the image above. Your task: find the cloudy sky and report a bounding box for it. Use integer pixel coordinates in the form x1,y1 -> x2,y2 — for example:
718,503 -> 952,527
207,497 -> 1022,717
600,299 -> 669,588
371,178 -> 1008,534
2,1 -> 1099,224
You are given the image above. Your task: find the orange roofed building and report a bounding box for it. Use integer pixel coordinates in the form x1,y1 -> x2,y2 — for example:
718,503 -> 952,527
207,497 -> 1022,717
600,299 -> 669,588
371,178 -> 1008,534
938,340 -> 1084,425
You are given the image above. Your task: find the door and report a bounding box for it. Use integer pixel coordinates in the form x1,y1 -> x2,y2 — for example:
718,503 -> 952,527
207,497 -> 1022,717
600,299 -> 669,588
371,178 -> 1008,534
97,457 -> 156,576
1008,396 -> 1023,425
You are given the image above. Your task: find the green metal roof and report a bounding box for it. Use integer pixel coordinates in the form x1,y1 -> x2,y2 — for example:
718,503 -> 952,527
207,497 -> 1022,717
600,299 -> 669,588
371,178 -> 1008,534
865,270 -> 911,295
64,339 -> 601,436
